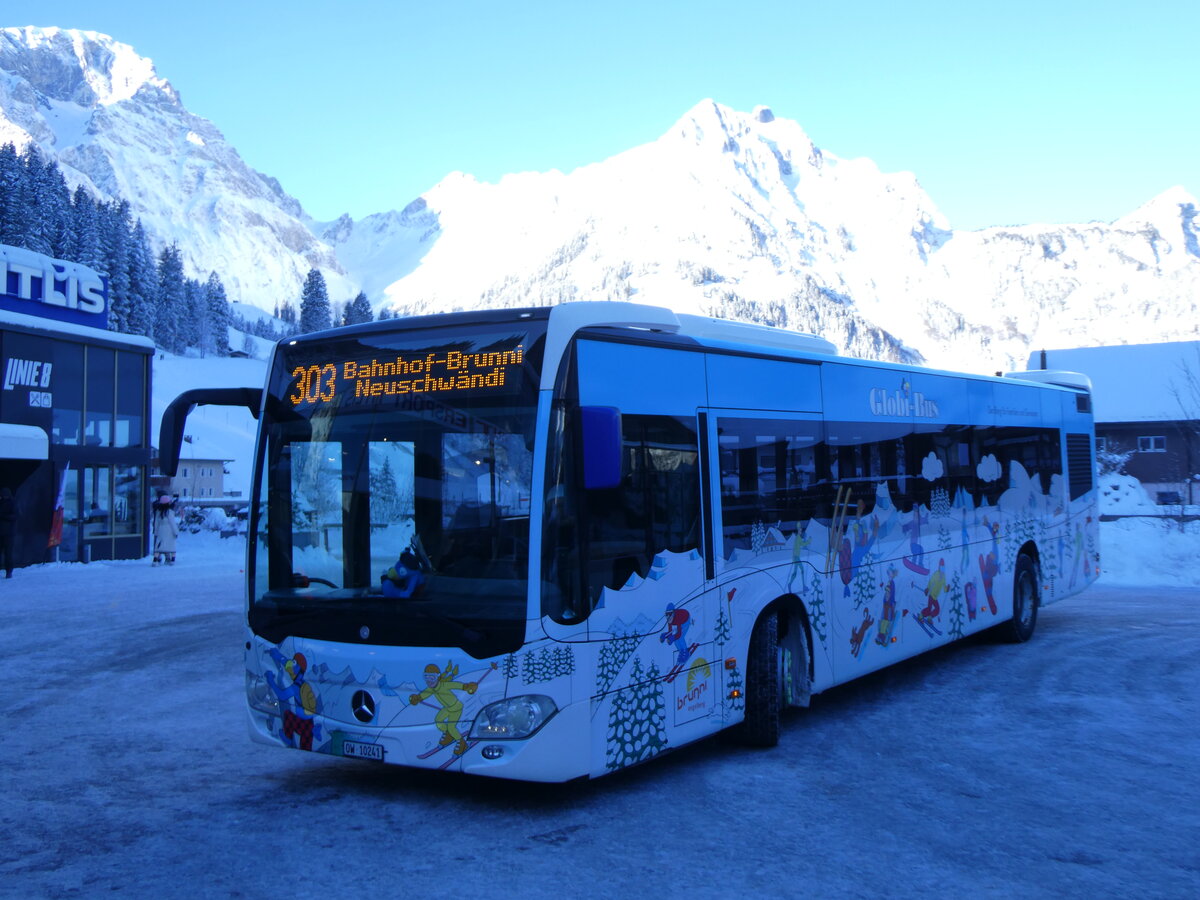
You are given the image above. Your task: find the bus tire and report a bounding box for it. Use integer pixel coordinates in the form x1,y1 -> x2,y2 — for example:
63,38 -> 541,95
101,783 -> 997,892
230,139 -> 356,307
1000,552 -> 1039,643
738,611 -> 783,747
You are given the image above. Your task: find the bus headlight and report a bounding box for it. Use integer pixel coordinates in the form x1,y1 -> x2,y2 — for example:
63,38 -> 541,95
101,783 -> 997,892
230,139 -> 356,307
246,672 -> 280,715
469,695 -> 557,740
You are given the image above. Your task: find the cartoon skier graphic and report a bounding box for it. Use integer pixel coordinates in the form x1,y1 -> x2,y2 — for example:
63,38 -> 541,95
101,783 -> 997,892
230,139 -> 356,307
912,558 -> 947,636
840,511 -> 880,597
265,649 -> 321,751
903,505 -> 928,575
875,565 -> 899,647
979,517 -> 1001,614
785,520 -> 811,592
410,662 -> 478,757
661,603 -> 697,672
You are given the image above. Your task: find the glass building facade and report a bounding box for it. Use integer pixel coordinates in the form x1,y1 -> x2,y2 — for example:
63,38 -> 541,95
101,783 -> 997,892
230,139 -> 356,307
0,310 -> 153,566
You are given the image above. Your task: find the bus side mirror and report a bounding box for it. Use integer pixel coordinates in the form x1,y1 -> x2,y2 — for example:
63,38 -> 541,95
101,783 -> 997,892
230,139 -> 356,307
581,406 -> 622,490
158,387 -> 264,476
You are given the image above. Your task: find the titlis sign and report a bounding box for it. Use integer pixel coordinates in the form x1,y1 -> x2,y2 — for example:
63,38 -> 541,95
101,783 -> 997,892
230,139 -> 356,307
869,380 -> 940,418
0,243 -> 109,329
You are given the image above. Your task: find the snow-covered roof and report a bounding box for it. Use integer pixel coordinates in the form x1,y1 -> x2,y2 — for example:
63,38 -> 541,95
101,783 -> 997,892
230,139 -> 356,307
1029,342 -> 1200,423
0,424 -> 48,459
0,307 -> 155,350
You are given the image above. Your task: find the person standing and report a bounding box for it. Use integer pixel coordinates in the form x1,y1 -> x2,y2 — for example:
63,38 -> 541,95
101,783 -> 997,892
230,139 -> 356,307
0,487 -> 15,578
151,494 -> 179,566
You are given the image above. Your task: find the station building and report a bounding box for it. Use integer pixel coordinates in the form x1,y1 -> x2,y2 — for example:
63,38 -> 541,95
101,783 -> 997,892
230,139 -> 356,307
1,244 -> 153,567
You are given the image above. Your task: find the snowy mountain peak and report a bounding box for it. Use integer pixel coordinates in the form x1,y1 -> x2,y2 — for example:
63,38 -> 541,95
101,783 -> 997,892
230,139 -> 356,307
0,26 -> 355,312
1114,185 -> 1200,261
0,27 -> 173,107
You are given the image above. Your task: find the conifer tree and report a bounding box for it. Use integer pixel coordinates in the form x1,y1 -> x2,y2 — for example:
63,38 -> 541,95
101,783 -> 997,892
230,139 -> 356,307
19,146 -> 53,255
345,291 -> 373,325
204,272 -> 232,356
126,220 -> 158,338
70,185 -> 104,271
102,200 -> 133,333
42,163 -> 73,260
0,142 -> 21,246
180,278 -> 204,352
298,268 -> 331,334
156,244 -> 186,352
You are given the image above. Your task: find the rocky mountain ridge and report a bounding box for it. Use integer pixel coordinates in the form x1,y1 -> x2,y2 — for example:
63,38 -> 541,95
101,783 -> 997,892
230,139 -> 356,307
2,27 -> 1197,372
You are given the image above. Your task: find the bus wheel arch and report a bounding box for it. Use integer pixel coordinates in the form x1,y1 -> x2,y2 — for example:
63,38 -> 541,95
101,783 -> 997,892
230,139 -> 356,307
735,596 -> 812,747
1000,544 -> 1040,643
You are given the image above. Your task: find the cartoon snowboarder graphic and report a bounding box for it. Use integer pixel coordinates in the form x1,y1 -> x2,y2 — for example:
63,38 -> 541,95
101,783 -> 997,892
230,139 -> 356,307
964,579 -> 979,621
265,649 -> 321,751
875,565 -> 899,647
410,662 -> 478,757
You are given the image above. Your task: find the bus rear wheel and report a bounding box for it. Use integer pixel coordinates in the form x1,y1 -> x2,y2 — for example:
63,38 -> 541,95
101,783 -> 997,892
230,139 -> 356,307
738,611 -> 783,747
1000,552 -> 1039,643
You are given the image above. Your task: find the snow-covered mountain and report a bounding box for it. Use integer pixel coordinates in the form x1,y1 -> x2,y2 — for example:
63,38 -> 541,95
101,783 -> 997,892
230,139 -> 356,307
3,27 -> 1197,373
0,26 -> 354,309
346,100 -> 1200,372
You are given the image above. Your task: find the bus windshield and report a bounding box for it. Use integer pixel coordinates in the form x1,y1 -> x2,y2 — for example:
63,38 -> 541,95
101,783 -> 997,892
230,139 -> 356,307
248,319 -> 546,657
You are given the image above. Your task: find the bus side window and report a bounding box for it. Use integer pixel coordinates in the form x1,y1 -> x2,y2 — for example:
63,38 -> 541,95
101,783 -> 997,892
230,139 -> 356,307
574,415 -> 702,611
717,419 -> 825,559
546,407 -> 687,625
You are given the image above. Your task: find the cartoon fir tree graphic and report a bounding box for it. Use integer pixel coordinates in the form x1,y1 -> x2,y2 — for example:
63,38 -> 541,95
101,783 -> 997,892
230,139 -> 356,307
947,573 -> 966,640
639,661 -> 670,759
596,634 -> 639,696
937,523 -> 952,553
553,645 -> 576,678
931,487 -> 951,520
807,568 -> 828,645
604,657 -> 668,771
725,664 -> 745,717
852,551 -> 877,611
715,606 -> 732,650
522,648 -> 544,684
502,653 -> 519,681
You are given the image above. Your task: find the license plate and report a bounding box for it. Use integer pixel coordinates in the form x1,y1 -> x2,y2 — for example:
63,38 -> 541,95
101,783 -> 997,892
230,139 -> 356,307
342,740 -> 384,761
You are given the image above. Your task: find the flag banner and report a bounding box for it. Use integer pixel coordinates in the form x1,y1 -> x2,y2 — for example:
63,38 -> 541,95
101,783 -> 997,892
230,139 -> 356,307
47,461 -> 70,548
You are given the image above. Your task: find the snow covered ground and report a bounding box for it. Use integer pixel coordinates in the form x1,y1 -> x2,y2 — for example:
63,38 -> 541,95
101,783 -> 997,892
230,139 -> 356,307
0,523 -> 1197,897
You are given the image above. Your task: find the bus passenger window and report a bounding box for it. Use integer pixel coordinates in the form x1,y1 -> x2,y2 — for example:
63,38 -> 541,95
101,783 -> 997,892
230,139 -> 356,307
544,411 -> 702,623
717,419 -> 825,559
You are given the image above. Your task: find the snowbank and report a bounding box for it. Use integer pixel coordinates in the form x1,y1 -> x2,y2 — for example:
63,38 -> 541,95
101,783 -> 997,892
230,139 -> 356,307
1098,473 -> 1157,514
1099,517 -> 1200,588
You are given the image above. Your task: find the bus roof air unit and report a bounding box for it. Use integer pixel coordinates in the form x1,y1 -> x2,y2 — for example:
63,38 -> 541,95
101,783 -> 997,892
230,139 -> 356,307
1004,369 -> 1093,392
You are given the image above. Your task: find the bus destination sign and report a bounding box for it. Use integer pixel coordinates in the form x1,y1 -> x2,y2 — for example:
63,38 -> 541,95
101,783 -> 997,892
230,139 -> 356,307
289,345 -> 526,406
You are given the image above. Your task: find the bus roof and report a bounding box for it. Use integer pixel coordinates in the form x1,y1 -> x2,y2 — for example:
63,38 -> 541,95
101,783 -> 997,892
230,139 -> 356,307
284,301 -> 1088,396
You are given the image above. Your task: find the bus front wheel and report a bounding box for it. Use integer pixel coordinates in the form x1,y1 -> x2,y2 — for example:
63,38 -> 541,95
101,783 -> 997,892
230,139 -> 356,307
738,611 -> 783,747
1000,553 -> 1039,643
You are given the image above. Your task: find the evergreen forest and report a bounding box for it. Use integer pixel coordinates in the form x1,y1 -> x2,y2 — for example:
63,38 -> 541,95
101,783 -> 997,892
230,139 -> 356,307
0,143 -> 378,355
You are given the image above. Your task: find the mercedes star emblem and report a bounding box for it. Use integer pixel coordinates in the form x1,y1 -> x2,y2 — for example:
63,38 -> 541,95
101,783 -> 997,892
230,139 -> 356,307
351,690 -> 376,724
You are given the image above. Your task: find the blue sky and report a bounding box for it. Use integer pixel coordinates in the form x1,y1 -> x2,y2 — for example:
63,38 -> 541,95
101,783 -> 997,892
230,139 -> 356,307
21,1 -> 1200,230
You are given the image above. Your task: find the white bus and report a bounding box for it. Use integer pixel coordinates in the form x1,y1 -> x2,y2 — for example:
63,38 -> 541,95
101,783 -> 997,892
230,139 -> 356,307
163,302 -> 1099,781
